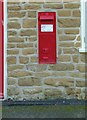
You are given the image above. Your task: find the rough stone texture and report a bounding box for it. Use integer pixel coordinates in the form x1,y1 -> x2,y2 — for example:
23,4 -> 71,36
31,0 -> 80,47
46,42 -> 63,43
23,87 -> 42,95
8,37 -> 24,43
19,56 -> 29,64
58,55 -> 71,62
59,35 -> 76,41
7,1 -> 86,100
28,11 -> 36,18
7,56 -> 16,65
64,3 -> 80,9
64,29 -> 79,34
8,87 -> 20,96
44,78 -> 74,87
18,77 -> 41,86
8,12 -> 26,18
8,78 -> 17,85
8,65 -> 24,71
8,31 -> 17,36
44,89 -> 62,99
7,50 -> 19,55
7,5 -> 21,11
72,10 -> 81,17
24,4 -> 41,10
49,63 -> 74,71
20,30 -> 36,36
8,22 -> 21,29
43,4 -> 63,9
58,10 -> 71,17
22,48 -> 36,55
8,71 -> 33,78
58,18 -> 80,28
77,64 -> 85,72
23,19 -> 36,28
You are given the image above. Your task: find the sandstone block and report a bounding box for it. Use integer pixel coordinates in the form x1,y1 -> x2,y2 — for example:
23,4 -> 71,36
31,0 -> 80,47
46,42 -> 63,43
8,44 -> 15,48
26,64 -> 47,72
8,31 -> 17,36
29,36 -> 37,42
17,43 -> 33,48
58,55 -> 71,62
8,22 -> 21,29
63,0 -> 80,2
66,88 -> 75,95
58,10 -> 71,17
72,10 -> 80,17
58,18 -> 80,28
22,48 -> 35,55
8,37 -> 24,43
24,4 -> 41,10
35,71 -> 51,77
28,11 -> 36,18
23,87 -> 42,95
46,0 -> 62,2
8,12 -> 25,18
20,30 -> 36,36
8,87 -> 20,96
49,63 -> 74,71
44,89 -> 62,99
7,2 -> 20,4
18,77 -> 41,86
7,50 -> 19,55
7,56 -> 16,64
8,65 -> 24,71
59,35 -> 76,41
76,81 -> 85,87
80,54 -> 87,63
77,64 -> 85,72
8,71 -> 33,78
8,78 -> 16,85
30,56 -> 38,62
51,71 -> 67,76
72,55 -> 79,63
23,19 -> 36,28
19,56 -> 29,64
74,42 -> 81,47
64,29 -> 79,34
63,48 -> 79,54
59,42 -> 74,47
66,88 -> 81,96
43,4 -> 63,9
44,78 -> 74,87
64,3 -> 80,9
8,5 -> 21,11
77,36 -> 81,41
58,29 -> 63,35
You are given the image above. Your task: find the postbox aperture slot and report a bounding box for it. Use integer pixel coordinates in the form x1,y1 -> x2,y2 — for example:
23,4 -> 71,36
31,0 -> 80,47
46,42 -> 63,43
40,16 -> 54,20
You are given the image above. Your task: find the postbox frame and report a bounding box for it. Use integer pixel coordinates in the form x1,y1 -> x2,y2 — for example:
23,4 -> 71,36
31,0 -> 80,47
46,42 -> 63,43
37,9 -> 58,64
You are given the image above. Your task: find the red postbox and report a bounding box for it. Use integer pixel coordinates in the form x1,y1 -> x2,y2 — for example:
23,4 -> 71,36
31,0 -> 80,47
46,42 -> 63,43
0,1 -> 4,99
38,12 -> 57,64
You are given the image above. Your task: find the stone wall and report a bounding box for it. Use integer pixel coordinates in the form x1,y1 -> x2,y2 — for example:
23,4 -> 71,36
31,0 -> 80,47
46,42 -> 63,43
7,0 -> 86,100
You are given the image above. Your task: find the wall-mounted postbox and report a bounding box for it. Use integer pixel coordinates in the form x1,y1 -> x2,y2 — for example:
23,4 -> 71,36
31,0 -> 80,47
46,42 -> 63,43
38,12 -> 57,64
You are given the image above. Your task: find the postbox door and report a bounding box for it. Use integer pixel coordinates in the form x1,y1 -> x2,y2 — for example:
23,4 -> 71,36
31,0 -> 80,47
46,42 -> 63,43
38,12 -> 56,64
0,1 -> 4,99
